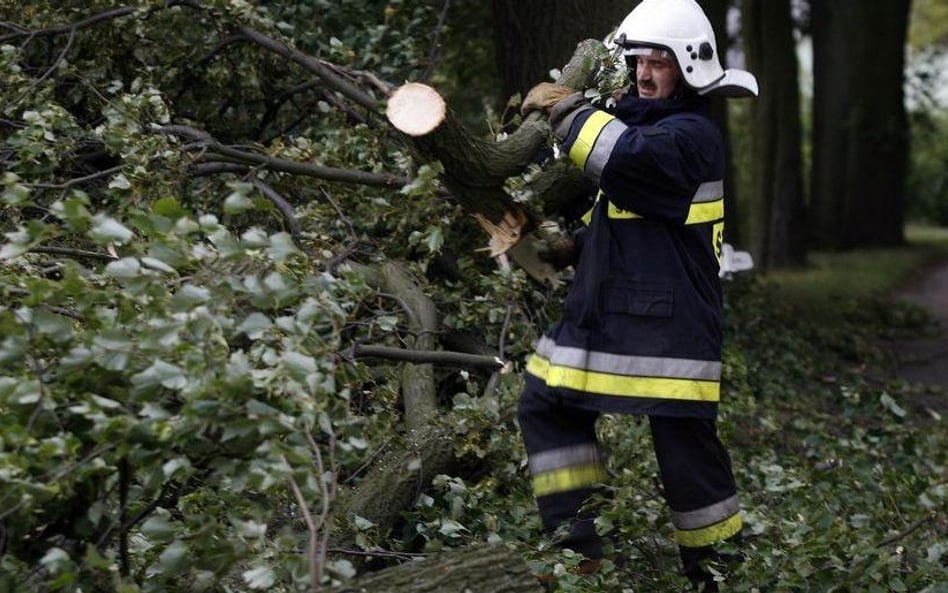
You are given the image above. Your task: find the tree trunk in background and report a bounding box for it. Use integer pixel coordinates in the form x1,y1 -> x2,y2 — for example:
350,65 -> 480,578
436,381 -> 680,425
702,0 -> 745,249
810,0 -> 910,249
491,0 -> 631,105
742,0 -> 807,269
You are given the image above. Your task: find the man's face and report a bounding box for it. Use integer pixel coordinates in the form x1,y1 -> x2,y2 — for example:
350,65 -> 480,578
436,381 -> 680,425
636,53 -> 681,99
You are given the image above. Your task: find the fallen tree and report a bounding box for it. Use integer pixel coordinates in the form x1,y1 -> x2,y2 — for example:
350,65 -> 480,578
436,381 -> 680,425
0,3 -> 611,591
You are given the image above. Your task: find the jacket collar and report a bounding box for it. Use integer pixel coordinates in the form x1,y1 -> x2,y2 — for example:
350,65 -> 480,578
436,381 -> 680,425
612,93 -> 709,125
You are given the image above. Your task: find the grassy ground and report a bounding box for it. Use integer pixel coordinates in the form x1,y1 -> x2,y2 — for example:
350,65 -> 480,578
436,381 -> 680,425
767,225 -> 948,302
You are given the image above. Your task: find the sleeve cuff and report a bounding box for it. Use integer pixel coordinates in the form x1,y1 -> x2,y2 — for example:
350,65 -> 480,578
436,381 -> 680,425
549,93 -> 591,141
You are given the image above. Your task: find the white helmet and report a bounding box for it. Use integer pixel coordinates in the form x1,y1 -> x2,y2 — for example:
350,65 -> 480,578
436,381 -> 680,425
614,0 -> 758,98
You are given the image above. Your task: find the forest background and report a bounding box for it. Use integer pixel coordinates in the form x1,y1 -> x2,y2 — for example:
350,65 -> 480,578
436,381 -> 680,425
1,1 -> 947,592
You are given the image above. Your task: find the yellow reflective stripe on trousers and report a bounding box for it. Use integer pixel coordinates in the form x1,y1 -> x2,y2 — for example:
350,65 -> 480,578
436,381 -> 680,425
533,464 -> 608,497
674,512 -> 743,548
568,111 -> 615,171
526,354 -> 720,402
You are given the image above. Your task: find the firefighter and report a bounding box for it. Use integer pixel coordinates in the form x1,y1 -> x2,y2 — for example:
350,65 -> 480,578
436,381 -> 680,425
517,0 -> 758,590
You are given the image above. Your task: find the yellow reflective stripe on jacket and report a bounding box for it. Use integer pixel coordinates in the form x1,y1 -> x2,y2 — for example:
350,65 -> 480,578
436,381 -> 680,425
579,188 -> 723,226
674,512 -> 743,548
533,464 -> 608,497
568,111 -> 616,172
527,354 -> 720,402
607,198 -> 723,224
684,199 -> 724,224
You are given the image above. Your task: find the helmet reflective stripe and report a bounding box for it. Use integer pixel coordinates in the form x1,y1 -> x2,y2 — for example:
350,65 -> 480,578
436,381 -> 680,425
614,0 -> 758,97
625,46 -> 673,60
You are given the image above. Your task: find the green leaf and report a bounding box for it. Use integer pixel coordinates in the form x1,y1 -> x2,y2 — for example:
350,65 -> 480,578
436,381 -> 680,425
224,192 -> 255,214
89,215 -> 135,244
237,312 -> 273,339
153,197 -> 189,219
156,540 -> 188,574
39,547 -> 72,573
0,242 -> 30,260
242,565 -> 275,590
105,257 -> 142,279
132,360 -> 187,390
879,392 -> 907,418
108,173 -> 132,190
141,256 -> 177,275
267,232 -> 298,262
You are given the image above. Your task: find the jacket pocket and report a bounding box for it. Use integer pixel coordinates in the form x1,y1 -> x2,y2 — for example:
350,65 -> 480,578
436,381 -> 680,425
601,282 -> 674,318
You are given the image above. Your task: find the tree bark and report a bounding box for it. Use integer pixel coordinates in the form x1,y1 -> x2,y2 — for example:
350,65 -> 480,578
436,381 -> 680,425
326,545 -> 542,593
704,0 -> 745,249
337,423 -> 458,539
810,0 -> 910,249
389,39 -> 606,282
742,0 -> 807,269
379,263 -> 439,431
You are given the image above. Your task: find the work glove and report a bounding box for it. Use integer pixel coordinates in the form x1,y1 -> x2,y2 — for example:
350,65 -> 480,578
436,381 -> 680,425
521,82 -> 577,116
537,236 -> 578,270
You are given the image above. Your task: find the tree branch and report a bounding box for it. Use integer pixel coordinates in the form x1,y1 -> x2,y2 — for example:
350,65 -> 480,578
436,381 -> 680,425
350,344 -> 505,371
0,7 -> 135,43
150,123 -> 409,188
419,0 -> 451,83
379,263 -> 439,430
29,246 -> 117,262
236,25 -> 382,112
28,165 -> 124,190
251,178 -> 303,243
875,511 -> 937,549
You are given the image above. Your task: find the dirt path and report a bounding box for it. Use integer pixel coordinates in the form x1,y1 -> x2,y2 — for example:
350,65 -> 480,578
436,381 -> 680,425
894,261 -> 948,418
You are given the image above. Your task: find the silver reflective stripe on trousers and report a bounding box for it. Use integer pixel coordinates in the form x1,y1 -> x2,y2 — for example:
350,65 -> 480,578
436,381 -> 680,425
528,443 -> 602,475
670,493 -> 741,530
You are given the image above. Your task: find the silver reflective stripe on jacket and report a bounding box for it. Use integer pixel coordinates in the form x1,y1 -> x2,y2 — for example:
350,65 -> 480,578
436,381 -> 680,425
534,336 -> 721,381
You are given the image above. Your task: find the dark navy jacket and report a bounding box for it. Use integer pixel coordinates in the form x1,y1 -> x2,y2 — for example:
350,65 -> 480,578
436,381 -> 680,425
525,93 -> 726,418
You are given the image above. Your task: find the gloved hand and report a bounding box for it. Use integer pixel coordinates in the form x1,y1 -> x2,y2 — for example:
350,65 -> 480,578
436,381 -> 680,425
521,82 -> 576,116
538,236 -> 578,270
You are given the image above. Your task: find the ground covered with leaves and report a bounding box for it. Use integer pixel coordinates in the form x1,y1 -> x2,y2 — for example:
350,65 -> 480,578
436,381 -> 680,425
443,275 -> 948,593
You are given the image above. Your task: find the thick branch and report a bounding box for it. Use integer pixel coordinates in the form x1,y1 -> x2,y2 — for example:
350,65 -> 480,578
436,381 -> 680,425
379,262 -> 438,430
337,423 -> 457,540
351,344 -> 504,371
386,39 -> 605,270
325,545 -> 542,593
401,38 -> 605,218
